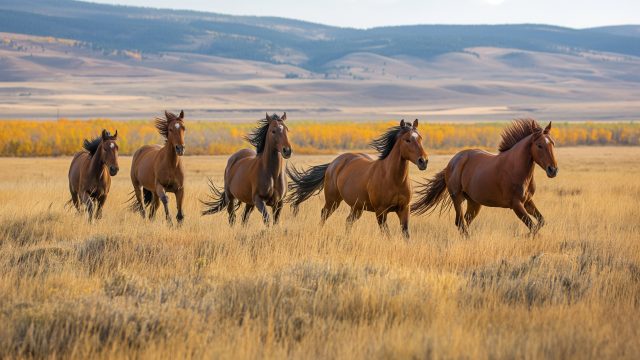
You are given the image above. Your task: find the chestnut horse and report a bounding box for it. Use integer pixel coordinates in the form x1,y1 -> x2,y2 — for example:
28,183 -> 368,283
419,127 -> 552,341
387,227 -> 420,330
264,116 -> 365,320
68,130 -> 119,222
286,119 -> 428,239
129,111 -> 186,225
202,113 -> 292,226
412,119 -> 558,235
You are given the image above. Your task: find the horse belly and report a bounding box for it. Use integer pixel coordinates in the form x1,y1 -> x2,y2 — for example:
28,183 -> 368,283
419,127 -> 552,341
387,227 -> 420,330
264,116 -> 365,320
335,161 -> 372,210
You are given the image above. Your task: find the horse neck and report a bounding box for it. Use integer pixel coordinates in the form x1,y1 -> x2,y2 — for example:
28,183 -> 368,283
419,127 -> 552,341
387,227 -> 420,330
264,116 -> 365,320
379,144 -> 409,185
259,140 -> 283,178
88,146 -> 106,180
162,139 -> 180,168
503,135 -> 535,181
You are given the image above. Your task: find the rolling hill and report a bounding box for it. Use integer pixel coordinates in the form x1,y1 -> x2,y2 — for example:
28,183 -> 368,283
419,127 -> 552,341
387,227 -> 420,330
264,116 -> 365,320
0,0 -> 638,121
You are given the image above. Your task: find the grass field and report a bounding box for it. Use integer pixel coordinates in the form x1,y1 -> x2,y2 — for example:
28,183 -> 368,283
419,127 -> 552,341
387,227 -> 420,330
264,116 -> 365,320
0,147 -> 639,359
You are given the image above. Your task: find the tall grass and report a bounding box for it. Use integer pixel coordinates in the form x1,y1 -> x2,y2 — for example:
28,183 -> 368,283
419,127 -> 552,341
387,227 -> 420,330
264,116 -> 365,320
0,147 -> 638,359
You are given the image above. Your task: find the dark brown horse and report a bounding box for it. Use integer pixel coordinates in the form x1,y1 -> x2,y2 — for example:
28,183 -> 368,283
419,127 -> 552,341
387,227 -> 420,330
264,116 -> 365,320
68,130 -> 119,222
286,119 -> 428,239
412,119 -> 558,235
129,111 -> 186,225
202,113 -> 292,226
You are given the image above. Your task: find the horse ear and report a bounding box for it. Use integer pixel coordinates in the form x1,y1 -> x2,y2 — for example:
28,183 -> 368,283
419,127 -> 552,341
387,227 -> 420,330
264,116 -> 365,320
266,112 -> 271,121
281,112 -> 287,121
413,119 -> 419,129
400,119 -> 405,127
544,122 -> 552,134
179,110 -> 184,119
101,129 -> 109,140
113,130 -> 118,139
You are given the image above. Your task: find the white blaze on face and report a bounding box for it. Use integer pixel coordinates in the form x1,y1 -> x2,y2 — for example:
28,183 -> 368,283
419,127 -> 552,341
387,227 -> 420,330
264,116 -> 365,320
545,136 -> 550,144
278,124 -> 284,131
411,132 -> 419,140
110,143 -> 115,149
174,123 -> 181,130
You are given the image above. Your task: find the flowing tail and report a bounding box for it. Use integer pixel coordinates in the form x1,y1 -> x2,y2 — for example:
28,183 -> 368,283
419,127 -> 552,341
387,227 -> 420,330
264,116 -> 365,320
127,188 -> 153,212
411,169 -> 452,215
286,163 -> 330,215
201,178 -> 229,216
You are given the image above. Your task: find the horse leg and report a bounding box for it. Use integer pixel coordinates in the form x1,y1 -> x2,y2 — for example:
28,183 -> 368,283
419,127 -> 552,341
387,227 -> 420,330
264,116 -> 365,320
226,195 -> 237,226
452,193 -> 468,236
148,194 -> 159,220
512,200 -> 536,234
464,199 -> 482,227
81,192 -> 94,223
345,206 -> 363,232
70,191 -> 80,212
155,184 -> 172,226
272,200 -> 284,225
241,204 -> 254,225
524,199 -> 545,229
95,195 -> 107,220
254,196 -> 270,225
397,205 -> 410,240
376,210 -> 390,237
133,184 -> 146,218
175,188 -> 185,225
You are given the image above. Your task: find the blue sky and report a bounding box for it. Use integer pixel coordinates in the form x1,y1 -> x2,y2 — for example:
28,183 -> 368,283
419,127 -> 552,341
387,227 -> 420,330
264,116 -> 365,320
89,0 -> 639,29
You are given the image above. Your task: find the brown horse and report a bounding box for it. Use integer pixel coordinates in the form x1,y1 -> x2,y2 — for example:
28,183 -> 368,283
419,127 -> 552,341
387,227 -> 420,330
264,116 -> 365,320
412,119 -> 558,235
286,119 -> 428,239
68,129 -> 119,222
129,111 -> 186,225
202,113 -> 292,226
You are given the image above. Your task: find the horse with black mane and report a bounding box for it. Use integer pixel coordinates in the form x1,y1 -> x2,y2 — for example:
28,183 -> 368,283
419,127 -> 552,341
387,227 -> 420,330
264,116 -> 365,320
202,113 -> 292,226
68,129 -> 119,222
129,111 -> 186,225
286,119 -> 428,239
412,118 -> 558,235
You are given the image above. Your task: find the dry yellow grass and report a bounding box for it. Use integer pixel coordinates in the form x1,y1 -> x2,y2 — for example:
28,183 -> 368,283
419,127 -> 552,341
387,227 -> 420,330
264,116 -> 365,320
0,147 -> 639,359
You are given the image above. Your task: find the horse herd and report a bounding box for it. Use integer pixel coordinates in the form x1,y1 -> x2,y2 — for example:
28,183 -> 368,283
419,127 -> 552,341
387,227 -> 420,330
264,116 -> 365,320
68,111 -> 558,238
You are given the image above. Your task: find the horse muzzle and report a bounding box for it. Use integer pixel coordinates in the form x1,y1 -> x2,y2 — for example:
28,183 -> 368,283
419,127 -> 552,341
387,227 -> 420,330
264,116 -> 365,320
416,157 -> 428,171
109,166 -> 119,176
282,147 -> 292,159
175,145 -> 185,156
546,166 -> 558,178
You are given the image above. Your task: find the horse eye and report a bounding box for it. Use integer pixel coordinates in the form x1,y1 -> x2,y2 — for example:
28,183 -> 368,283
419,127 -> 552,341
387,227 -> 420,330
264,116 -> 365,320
271,130 -> 276,134
405,139 -> 411,143
537,144 -> 543,149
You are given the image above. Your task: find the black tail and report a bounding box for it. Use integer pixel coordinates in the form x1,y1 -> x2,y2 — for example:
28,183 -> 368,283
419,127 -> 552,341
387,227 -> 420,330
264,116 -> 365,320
411,169 -> 451,215
286,163 -> 329,215
127,189 -> 154,212
143,189 -> 153,205
201,178 -> 228,216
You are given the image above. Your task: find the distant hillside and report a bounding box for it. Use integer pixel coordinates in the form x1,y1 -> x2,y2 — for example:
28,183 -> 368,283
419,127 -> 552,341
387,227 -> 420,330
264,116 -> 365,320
1,0 -> 639,71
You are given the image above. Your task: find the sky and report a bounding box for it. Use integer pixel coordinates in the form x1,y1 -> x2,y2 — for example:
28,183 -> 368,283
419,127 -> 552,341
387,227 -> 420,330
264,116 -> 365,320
89,0 -> 639,29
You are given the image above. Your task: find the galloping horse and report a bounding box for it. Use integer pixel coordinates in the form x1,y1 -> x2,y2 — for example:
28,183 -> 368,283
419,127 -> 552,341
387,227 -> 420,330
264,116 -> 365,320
412,119 -> 558,235
129,111 -> 186,225
68,129 -> 119,222
202,113 -> 292,226
286,119 -> 428,239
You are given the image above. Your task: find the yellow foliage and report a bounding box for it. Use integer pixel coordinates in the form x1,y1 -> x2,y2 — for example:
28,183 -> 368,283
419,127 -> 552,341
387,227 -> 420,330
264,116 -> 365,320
0,119 -> 638,157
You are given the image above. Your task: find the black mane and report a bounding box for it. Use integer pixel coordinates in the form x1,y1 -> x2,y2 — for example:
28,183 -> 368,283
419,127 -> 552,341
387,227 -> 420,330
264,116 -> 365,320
245,114 -> 281,153
82,137 -> 102,156
369,124 -> 412,159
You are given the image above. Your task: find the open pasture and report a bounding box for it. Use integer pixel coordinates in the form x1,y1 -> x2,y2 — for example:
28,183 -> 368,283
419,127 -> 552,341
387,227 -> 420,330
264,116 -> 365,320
0,147 -> 639,359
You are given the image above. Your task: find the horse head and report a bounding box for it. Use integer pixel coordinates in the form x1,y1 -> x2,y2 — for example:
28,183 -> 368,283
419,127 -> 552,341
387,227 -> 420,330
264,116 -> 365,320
398,119 -> 428,171
267,112 -> 292,159
531,122 -> 558,178
100,129 -> 119,176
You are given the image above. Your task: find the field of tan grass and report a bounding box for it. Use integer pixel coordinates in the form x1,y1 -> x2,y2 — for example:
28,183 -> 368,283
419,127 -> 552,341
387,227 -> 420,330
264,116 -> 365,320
0,147 -> 639,359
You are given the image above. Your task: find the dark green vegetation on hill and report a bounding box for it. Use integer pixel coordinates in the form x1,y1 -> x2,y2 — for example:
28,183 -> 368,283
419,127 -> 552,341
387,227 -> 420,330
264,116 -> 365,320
1,0 -> 639,71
